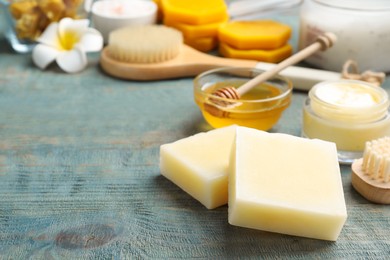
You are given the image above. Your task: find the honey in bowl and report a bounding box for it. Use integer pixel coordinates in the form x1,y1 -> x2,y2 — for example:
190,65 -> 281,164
194,67 -> 292,131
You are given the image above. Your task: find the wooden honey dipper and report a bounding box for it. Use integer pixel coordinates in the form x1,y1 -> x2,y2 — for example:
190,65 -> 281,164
207,32 -> 337,117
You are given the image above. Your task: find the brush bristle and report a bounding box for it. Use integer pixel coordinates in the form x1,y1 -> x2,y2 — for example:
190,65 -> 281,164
362,136 -> 390,182
107,25 -> 183,63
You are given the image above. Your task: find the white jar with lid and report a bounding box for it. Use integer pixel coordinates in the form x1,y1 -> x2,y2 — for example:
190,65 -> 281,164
299,0 -> 390,72
91,0 -> 157,43
302,80 -> 390,164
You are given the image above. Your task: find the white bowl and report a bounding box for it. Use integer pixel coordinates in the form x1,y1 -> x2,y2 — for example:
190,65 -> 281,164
91,0 -> 157,43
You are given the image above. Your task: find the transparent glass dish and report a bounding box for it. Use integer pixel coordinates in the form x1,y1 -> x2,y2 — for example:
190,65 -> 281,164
194,67 -> 292,131
302,80 -> 390,164
0,0 -> 86,53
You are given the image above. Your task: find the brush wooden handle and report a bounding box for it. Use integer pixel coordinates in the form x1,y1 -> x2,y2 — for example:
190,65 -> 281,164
352,159 -> 390,204
100,45 -> 257,79
100,36 -> 340,91
236,32 -> 337,96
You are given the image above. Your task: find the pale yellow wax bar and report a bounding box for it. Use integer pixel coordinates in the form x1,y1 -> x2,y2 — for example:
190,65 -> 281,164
228,126 -> 347,241
164,16 -> 228,39
160,125 -> 236,209
184,36 -> 218,52
219,42 -> 292,63
162,0 -> 228,25
218,20 -> 291,50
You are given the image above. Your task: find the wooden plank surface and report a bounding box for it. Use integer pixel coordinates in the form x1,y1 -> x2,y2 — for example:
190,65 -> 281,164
1,11 -> 390,260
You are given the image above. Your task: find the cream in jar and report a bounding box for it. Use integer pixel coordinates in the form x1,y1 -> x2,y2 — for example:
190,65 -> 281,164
302,80 -> 390,164
299,0 -> 390,72
91,0 -> 157,42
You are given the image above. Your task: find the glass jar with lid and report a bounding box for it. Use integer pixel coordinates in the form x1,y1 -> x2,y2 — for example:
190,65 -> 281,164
299,0 -> 390,72
302,80 -> 390,164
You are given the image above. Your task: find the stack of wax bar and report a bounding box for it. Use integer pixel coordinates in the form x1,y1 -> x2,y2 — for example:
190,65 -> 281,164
160,0 -> 228,52
218,20 -> 292,63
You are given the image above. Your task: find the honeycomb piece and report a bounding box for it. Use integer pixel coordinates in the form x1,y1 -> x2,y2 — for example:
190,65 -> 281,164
9,0 -> 38,19
15,12 -> 41,39
9,0 -> 84,40
38,0 -> 66,21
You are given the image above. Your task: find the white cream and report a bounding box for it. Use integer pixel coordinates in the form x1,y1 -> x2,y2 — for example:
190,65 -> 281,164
316,84 -> 377,108
93,0 -> 155,18
91,0 -> 157,42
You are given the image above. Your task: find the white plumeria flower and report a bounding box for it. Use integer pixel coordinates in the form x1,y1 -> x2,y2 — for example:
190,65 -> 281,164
32,18 -> 103,73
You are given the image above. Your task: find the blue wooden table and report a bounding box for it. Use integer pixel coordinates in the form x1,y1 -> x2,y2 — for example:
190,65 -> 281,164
1,9 -> 389,259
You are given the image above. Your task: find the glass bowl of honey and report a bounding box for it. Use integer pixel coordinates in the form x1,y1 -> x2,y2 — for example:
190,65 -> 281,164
194,67 -> 293,131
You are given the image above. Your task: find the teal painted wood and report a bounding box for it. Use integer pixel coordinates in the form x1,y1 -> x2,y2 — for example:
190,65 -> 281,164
1,13 -> 390,260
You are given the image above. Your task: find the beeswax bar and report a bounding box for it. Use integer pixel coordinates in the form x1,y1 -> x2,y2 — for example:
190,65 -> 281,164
161,0 -> 228,25
160,125 -> 236,209
229,127 -> 347,241
218,20 -> 291,50
219,42 -> 292,63
184,36 -> 218,52
164,16 -> 228,39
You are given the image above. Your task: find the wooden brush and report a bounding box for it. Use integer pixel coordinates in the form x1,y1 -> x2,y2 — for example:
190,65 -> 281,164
99,25 -> 340,91
101,24 -> 256,79
105,25 -> 183,64
352,137 -> 390,204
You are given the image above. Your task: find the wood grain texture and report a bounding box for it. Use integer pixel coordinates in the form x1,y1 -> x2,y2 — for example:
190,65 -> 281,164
1,15 -> 390,260
100,45 -> 258,81
352,159 -> 390,204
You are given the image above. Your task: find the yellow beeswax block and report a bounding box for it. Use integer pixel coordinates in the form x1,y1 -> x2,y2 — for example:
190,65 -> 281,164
218,20 -> 292,50
184,36 -> 218,52
160,125 -> 236,209
229,127 -> 347,241
161,0 -> 228,25
219,42 -> 292,63
164,16 -> 228,39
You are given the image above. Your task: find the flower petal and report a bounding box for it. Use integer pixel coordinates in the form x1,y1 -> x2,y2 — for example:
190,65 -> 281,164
56,46 -> 88,73
58,18 -> 90,40
32,44 -> 60,69
79,28 -> 103,52
36,23 -> 61,48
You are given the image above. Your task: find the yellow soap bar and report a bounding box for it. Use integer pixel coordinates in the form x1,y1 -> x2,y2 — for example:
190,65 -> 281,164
218,20 -> 291,50
228,127 -> 347,241
219,42 -> 292,63
184,36 -> 218,52
164,16 -> 228,39
161,0 -> 228,25
160,125 -> 236,209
